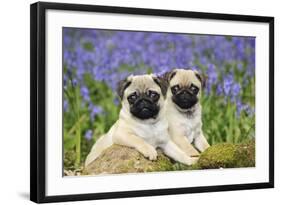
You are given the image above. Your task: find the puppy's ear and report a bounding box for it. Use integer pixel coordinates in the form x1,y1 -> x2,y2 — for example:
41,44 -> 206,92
163,70 -> 177,83
194,72 -> 207,88
116,77 -> 132,99
153,76 -> 168,97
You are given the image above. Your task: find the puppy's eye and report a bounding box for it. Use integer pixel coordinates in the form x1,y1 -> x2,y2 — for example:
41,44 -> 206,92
127,92 -> 138,103
190,84 -> 199,94
171,85 -> 180,95
147,90 -> 160,101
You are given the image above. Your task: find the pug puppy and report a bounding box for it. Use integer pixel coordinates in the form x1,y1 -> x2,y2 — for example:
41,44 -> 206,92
163,68 -> 210,157
85,74 -> 197,167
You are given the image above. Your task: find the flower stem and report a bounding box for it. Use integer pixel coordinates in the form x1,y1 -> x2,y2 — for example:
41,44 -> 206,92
74,86 -> 81,168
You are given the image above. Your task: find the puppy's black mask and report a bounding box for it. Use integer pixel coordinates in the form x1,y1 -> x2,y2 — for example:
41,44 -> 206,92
171,85 -> 198,110
127,92 -> 160,120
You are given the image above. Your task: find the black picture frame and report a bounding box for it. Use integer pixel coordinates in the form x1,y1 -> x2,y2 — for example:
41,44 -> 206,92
30,1 -> 274,203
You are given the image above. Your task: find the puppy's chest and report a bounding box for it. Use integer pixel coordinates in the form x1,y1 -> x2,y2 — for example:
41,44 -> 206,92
177,115 -> 202,142
133,121 -> 169,147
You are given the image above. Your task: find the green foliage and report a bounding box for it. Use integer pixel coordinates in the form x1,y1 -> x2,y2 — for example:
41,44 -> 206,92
201,94 -> 255,145
64,72 -> 121,169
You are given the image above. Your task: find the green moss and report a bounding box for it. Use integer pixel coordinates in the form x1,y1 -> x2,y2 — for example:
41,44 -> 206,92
147,153 -> 174,172
197,140 -> 255,169
64,149 -> 76,170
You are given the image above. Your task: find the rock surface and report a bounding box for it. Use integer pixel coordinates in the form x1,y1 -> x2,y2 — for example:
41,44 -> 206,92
83,140 -> 255,175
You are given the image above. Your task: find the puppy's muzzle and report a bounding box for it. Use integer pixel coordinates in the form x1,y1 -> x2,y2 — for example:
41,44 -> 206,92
172,90 -> 198,109
130,98 -> 160,119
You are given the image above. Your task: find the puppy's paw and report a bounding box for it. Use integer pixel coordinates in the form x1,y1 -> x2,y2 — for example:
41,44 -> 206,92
187,149 -> 200,157
183,156 -> 199,166
190,157 -> 199,164
138,144 -> 158,161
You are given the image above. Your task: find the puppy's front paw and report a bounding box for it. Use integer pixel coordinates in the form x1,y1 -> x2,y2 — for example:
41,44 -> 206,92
187,149 -> 200,157
183,156 -> 199,166
138,144 -> 158,161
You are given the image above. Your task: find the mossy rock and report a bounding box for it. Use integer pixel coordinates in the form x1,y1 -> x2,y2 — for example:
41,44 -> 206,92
83,144 -> 174,175
83,140 -> 255,175
197,140 -> 255,169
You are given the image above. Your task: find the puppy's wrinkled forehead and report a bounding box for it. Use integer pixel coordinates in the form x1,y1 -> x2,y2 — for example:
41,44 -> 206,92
171,69 -> 201,88
127,75 -> 160,93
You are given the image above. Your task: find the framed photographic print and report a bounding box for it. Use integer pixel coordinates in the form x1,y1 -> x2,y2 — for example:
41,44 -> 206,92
30,1 -> 274,203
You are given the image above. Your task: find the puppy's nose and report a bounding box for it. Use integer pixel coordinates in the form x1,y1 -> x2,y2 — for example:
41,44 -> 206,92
179,91 -> 190,100
139,100 -> 145,106
181,95 -> 188,101
138,99 -> 149,106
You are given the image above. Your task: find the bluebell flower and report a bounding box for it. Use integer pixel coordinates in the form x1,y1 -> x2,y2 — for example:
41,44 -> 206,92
223,74 -> 234,96
72,78 -> 78,87
237,62 -> 243,71
216,84 -> 224,96
63,74 -> 68,85
206,64 -> 218,94
236,100 -> 243,116
244,104 -> 255,117
236,100 -> 254,117
84,129 -> 93,140
89,103 -> 103,121
80,85 -> 90,102
63,100 -> 68,112
113,96 -> 120,105
232,83 -> 241,97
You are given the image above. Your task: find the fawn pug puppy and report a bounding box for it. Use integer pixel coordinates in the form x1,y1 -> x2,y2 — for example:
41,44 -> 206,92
85,74 -> 197,167
164,68 -> 210,157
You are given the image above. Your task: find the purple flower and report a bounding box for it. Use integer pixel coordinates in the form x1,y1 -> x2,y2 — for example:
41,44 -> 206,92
84,130 -> 93,140
206,64 -> 218,94
236,100 -> 254,117
244,104 -> 255,117
80,86 -> 90,102
216,84 -> 224,96
236,100 -> 243,116
232,83 -> 241,97
237,62 -> 243,71
223,74 -> 234,96
63,75 -> 68,87
72,78 -> 78,87
89,103 -> 103,121
63,100 -> 68,112
113,96 -> 120,105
